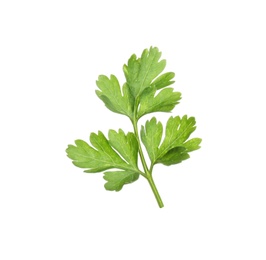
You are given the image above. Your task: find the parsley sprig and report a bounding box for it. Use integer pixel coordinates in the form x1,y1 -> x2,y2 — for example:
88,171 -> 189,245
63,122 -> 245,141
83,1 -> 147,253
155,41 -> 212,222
66,47 -> 201,208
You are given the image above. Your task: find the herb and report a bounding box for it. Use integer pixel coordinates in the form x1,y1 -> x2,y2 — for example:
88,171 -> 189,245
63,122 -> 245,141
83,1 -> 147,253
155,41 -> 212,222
66,47 -> 201,208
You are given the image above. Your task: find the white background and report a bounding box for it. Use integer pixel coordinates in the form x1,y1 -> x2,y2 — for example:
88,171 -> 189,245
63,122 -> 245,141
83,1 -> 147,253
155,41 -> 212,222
1,0 -> 266,259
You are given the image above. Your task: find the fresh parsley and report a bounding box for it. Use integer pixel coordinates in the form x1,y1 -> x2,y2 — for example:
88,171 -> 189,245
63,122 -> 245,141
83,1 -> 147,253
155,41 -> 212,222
66,47 -> 201,208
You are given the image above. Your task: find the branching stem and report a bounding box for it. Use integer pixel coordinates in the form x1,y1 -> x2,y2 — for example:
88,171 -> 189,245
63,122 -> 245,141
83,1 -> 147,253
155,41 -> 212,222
131,102 -> 164,208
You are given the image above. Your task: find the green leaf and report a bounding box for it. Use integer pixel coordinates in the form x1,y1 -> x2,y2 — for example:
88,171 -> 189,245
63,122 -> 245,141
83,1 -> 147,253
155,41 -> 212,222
66,131 -> 136,173
138,87 -> 181,118
96,75 -> 134,118
108,129 -> 138,169
156,147 -> 190,166
183,138 -> 202,152
123,47 -> 166,98
151,72 -> 175,90
157,116 -> 197,160
103,171 -> 139,191
141,115 -> 200,166
140,117 -> 163,164
157,138 -> 202,166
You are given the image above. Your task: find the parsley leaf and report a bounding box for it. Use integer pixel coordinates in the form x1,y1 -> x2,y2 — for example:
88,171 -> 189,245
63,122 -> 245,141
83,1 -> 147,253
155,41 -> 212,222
108,129 -> 138,170
156,147 -> 190,166
138,86 -> 181,119
158,115 -> 197,155
155,137 -> 202,166
96,75 -> 134,118
140,117 -> 163,164
141,116 -> 201,166
151,72 -> 175,90
123,47 -> 166,98
103,170 -> 139,191
66,131 -> 140,173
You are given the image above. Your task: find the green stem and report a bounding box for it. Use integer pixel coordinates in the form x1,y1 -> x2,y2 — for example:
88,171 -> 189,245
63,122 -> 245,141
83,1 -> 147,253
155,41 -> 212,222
132,118 -> 149,176
147,174 -> 164,208
131,104 -> 164,208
